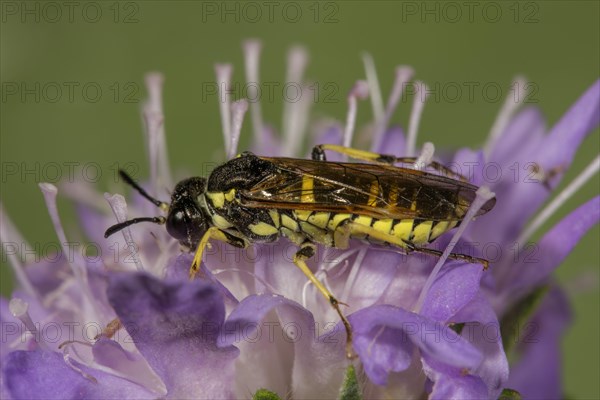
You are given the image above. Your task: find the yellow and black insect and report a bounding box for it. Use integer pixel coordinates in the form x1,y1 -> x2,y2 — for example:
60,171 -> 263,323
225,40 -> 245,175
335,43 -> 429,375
105,144 -> 496,357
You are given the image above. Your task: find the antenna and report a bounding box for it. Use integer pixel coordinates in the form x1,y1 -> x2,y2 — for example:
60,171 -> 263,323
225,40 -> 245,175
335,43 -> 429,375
104,170 -> 169,238
117,170 -> 168,209
104,216 -> 166,238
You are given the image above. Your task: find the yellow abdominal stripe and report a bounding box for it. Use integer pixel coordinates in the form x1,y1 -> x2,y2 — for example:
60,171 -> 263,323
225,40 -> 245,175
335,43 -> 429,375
249,221 -> 279,236
308,212 -> 330,229
411,220 -> 433,244
392,219 -> 414,242
281,214 -> 299,231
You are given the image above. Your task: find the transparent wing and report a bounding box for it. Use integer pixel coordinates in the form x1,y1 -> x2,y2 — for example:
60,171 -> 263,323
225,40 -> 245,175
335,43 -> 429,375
239,157 -> 495,221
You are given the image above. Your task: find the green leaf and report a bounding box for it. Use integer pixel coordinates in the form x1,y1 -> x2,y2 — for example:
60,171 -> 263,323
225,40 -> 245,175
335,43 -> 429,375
339,364 -> 362,400
449,322 -> 466,335
498,388 -> 522,400
500,285 -> 549,353
253,388 -> 281,400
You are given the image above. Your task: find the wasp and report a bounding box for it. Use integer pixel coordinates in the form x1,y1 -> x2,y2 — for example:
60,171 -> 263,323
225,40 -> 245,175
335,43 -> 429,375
105,144 -> 496,357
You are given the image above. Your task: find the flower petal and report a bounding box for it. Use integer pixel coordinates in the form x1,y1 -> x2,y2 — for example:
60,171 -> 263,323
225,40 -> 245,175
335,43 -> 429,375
251,124 -> 282,157
374,126 -> 406,156
3,350 -> 155,399
453,293 -> 509,399
452,148 -> 485,186
507,287 -> 571,399
423,358 -> 489,400
349,305 -> 483,386
489,106 -> 546,165
219,294 -> 347,399
166,253 -> 238,306
539,80 -> 600,170
0,297 -> 23,360
107,272 -> 238,399
507,195 -> 600,299
92,338 -> 166,395
420,261 -> 483,323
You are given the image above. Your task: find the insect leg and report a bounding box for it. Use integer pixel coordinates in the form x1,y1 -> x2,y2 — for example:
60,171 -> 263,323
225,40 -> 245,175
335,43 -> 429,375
394,157 -> 469,182
402,240 -> 489,270
312,144 -> 397,163
190,227 -> 247,280
312,144 -> 468,179
293,241 -> 355,359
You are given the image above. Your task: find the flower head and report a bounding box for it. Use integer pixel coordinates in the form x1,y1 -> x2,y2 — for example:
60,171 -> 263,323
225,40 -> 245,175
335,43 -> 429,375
1,41 -> 598,399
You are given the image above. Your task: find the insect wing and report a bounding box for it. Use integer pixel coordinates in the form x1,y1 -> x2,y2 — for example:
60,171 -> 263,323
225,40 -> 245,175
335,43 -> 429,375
239,157 -> 495,221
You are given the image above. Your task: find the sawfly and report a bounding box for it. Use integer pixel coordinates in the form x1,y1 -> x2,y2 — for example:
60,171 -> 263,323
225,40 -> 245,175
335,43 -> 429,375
105,144 -> 496,357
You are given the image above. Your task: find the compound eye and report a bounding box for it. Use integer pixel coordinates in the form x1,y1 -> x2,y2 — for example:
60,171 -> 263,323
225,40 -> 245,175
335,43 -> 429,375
166,208 -> 189,242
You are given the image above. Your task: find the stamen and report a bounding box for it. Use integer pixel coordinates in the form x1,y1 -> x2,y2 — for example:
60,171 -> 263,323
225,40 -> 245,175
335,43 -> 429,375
211,268 -> 278,295
340,247 -> 367,305
343,80 -> 369,157
484,76 -> 528,159
362,53 -> 385,126
142,105 -> 163,197
0,205 -> 37,298
104,193 -> 144,271
301,270 -> 327,309
9,298 -> 47,349
228,99 -> 249,159
282,46 -> 309,157
144,72 -> 172,189
59,180 -> 107,211
61,342 -> 98,383
39,184 -> 99,319
301,269 -> 335,311
301,278 -> 311,309
517,154 -> 600,245
413,142 -> 435,171
372,66 -> 414,151
367,325 -> 386,357
242,39 -> 264,143
406,81 -> 429,157
215,63 -> 233,156
58,340 -> 93,350
414,186 -> 496,313
320,247 -> 356,280
61,340 -> 160,391
282,85 -> 312,157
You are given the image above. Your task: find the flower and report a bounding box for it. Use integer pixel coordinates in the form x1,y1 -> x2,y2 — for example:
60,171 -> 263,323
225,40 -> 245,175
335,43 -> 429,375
1,40 -> 598,399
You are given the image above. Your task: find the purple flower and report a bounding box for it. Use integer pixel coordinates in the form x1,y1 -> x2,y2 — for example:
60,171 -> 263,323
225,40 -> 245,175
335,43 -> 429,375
1,41 -> 598,399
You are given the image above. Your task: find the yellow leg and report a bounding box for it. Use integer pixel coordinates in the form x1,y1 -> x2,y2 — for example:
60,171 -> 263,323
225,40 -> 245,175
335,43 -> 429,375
312,144 -> 468,181
190,227 -> 244,280
345,222 -> 489,270
293,242 -> 355,359
313,144 -> 392,164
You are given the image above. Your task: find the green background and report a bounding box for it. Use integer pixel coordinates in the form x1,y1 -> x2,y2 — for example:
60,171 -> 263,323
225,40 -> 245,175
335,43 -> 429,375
1,1 -> 598,397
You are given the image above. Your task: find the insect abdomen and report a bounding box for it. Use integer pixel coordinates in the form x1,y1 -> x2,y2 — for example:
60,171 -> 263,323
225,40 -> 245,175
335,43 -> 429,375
287,210 -> 459,249
348,216 -> 458,246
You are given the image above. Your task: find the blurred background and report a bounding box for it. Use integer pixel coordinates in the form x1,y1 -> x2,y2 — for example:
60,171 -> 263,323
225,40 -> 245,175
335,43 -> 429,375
1,1 -> 598,397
